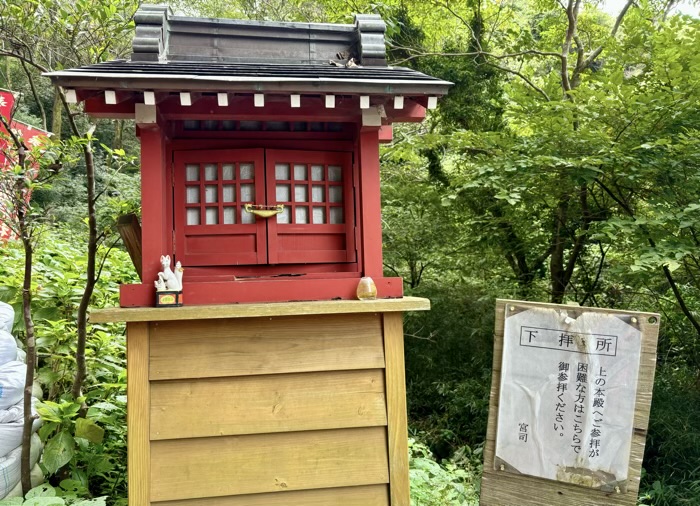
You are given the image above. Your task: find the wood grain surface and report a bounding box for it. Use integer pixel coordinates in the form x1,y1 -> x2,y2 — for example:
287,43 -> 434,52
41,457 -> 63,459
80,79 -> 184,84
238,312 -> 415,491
90,296 -> 430,323
150,427 -> 390,502
383,313 -> 411,506
127,322 -> 150,506
150,369 -> 387,440
148,313 -> 385,380
151,484 -> 390,506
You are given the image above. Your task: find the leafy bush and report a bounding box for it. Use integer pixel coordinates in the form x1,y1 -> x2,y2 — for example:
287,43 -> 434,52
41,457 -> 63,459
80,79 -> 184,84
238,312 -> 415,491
409,438 -> 481,505
403,280 -> 496,458
638,362 -> 700,506
0,227 -> 135,502
0,483 -> 105,505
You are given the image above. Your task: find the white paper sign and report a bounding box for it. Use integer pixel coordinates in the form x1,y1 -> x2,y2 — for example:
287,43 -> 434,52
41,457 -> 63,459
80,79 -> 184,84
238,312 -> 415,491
495,306 -> 642,491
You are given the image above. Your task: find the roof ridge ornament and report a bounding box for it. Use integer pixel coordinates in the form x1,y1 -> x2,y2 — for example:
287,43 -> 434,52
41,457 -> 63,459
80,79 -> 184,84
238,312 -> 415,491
354,14 -> 387,66
132,4 -> 171,63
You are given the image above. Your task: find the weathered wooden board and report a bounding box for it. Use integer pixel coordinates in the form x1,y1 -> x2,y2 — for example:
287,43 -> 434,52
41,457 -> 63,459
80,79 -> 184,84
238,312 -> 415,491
383,312 -> 411,506
480,299 -> 660,506
151,484 -> 390,506
149,313 -> 385,380
150,369 -> 387,440
150,427 -> 390,502
116,213 -> 142,280
90,296 -> 430,323
127,322 -> 150,506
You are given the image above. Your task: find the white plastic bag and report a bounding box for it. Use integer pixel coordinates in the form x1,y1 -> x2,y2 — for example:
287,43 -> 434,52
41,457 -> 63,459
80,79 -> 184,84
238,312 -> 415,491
4,463 -> 44,498
0,398 -> 41,457
0,330 -> 17,367
0,361 -> 26,410
0,433 -> 42,499
0,302 -> 13,334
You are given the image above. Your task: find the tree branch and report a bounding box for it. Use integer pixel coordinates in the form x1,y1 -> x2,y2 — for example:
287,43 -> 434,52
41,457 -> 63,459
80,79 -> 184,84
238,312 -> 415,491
595,177 -> 700,336
389,45 -> 564,65
560,0 -> 581,94
0,50 -> 49,74
430,0 -> 476,39
19,60 -> 46,131
580,242 -> 608,306
579,0 -> 635,71
484,61 -> 551,101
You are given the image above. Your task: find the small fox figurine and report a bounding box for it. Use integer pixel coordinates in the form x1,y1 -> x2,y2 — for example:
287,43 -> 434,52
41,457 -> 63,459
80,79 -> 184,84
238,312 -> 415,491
158,255 -> 181,291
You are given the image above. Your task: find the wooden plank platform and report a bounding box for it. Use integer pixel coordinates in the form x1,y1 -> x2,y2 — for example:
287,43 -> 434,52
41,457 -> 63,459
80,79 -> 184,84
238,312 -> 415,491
150,427 -> 389,501
89,296 -> 429,323
152,484 -> 390,506
148,313 -> 385,380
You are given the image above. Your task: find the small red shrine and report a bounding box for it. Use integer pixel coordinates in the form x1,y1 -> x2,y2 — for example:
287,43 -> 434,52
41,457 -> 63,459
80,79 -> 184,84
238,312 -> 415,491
50,7 -> 451,505
46,5 -> 450,307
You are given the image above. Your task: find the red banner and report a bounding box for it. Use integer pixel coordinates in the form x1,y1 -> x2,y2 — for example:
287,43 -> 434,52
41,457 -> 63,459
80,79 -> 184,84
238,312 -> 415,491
0,89 -> 14,120
0,89 -> 49,241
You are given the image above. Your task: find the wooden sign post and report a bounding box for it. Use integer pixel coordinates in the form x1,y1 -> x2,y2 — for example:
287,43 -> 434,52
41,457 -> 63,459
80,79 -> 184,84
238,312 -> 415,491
481,299 -> 660,506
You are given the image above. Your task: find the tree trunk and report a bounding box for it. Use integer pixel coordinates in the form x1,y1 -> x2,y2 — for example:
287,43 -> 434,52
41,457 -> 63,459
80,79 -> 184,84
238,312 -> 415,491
17,164 -> 37,495
72,140 -> 97,401
56,90 -> 99,403
1,112 -> 38,495
550,197 -> 569,303
51,90 -> 62,139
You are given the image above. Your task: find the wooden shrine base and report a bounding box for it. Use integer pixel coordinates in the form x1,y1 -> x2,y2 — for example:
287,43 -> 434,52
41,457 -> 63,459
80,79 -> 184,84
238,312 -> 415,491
91,298 -> 429,506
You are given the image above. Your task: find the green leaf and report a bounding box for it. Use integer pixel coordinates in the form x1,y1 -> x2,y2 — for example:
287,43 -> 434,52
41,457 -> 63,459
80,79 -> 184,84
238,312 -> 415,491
36,402 -> 63,423
22,499 -> 65,506
58,479 -> 84,494
43,430 -> 76,474
72,499 -> 107,506
665,260 -> 681,272
26,484 -> 56,498
75,418 -> 105,444
0,499 -> 24,505
38,421 -> 59,441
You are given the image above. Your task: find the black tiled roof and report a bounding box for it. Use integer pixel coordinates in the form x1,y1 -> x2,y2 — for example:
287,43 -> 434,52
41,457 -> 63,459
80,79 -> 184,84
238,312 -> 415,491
46,60 -> 451,96
45,6 -> 451,96
56,60 -> 446,83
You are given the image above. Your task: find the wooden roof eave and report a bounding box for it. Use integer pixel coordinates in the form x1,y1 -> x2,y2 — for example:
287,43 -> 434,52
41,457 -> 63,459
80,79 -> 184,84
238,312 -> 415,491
43,72 -> 452,97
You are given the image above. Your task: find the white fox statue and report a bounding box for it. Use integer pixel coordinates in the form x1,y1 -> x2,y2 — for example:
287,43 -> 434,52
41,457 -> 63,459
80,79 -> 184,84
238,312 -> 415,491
158,255 -> 181,291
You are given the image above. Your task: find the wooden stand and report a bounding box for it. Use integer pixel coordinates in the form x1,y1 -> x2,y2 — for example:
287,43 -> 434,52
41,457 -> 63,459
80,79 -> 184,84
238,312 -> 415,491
91,297 -> 429,505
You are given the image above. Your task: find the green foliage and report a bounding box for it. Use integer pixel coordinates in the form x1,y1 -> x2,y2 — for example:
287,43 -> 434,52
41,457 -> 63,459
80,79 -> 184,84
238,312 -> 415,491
637,361 -> 700,506
402,281 -> 496,457
35,397 -> 126,500
0,484 -> 106,505
379,2 -> 700,504
409,438 -> 480,505
0,228 -> 133,501
0,0 -> 138,68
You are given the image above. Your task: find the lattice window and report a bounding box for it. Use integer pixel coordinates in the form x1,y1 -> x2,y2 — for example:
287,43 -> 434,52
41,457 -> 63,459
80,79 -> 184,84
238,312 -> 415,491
175,148 -> 355,267
184,161 -> 257,226
273,162 -> 344,225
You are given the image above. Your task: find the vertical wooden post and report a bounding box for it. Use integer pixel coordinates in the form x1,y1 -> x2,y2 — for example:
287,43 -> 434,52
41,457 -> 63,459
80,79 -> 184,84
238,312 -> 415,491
138,126 -> 168,286
383,312 -> 410,506
358,130 -> 383,278
127,322 -> 150,506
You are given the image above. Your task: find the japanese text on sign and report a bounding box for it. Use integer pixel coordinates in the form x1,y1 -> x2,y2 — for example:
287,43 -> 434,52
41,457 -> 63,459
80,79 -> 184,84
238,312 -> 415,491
520,326 -> 618,356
